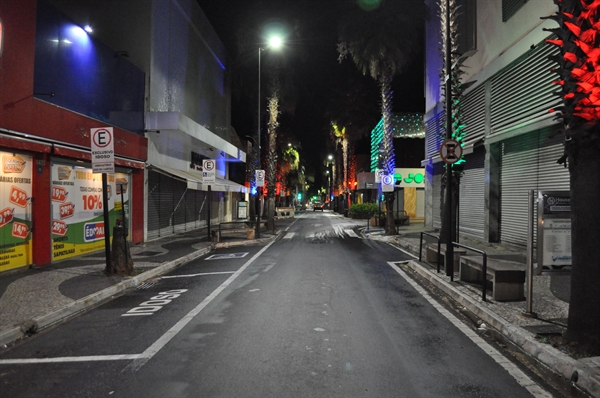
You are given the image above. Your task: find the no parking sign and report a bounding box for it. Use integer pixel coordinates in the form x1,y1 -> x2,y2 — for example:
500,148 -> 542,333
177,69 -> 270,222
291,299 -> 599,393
381,174 -> 394,192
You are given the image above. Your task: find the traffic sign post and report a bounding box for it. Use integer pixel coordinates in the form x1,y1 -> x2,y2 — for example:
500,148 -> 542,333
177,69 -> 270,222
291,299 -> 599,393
202,160 -> 216,240
381,174 -> 394,192
91,127 -> 115,273
255,169 -> 265,238
439,139 -> 463,165
91,127 -> 115,174
255,169 -> 265,187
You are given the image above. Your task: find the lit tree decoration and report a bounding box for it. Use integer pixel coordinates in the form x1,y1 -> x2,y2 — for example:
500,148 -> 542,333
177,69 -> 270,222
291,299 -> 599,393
438,0 -> 467,166
546,0 -> 600,134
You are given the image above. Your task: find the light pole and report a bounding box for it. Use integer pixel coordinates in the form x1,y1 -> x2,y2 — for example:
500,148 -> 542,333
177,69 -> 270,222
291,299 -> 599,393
256,36 -> 283,238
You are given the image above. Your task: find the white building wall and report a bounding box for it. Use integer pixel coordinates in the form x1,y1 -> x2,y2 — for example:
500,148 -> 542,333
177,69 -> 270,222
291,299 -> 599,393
425,0 -> 557,113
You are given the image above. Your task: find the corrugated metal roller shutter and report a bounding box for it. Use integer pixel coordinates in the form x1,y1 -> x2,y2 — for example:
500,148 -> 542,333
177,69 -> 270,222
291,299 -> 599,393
425,111 -> 445,158
500,127 -> 569,246
173,179 -> 188,234
147,170 -> 161,240
461,84 -> 486,145
432,163 -> 444,229
458,147 -> 485,239
490,39 -> 560,132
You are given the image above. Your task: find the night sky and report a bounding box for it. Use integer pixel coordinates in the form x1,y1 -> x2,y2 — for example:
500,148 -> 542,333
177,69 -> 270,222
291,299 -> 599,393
196,0 -> 424,185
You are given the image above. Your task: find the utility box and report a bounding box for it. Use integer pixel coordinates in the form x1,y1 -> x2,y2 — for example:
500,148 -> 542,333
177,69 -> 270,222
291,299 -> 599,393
537,191 -> 571,273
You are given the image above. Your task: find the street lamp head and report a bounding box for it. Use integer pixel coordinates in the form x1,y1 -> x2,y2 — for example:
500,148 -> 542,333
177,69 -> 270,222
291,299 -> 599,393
328,155 -> 333,160
268,36 -> 283,50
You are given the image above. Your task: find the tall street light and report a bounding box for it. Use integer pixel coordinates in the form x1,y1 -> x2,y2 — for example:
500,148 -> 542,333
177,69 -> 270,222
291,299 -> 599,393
256,35 -> 283,238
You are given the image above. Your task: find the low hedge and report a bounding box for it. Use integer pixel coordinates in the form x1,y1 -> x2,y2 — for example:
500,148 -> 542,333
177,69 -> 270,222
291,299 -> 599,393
349,203 -> 379,218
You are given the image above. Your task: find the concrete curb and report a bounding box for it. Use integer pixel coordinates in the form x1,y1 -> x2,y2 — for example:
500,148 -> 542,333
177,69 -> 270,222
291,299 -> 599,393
0,245 -> 213,348
214,233 -> 279,249
403,259 -> 599,397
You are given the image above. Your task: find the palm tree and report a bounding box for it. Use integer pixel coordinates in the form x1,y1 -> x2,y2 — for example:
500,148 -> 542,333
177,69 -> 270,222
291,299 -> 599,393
546,0 -> 600,355
338,0 -> 421,234
266,76 -> 280,220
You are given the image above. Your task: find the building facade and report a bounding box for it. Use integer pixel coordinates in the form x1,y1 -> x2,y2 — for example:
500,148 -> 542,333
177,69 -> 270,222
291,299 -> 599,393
0,0 -> 147,272
0,0 -> 245,272
424,0 -> 568,247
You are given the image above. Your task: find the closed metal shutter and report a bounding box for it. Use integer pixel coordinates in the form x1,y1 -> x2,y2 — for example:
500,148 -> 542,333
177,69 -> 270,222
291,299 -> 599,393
490,39 -> 560,133
458,147 -> 485,239
500,127 -> 568,246
425,111 -> 445,158
462,84 -> 485,146
147,169 -> 190,239
432,163 -> 444,229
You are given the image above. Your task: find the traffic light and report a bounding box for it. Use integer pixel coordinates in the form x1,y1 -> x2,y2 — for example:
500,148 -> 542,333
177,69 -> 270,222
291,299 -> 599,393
297,192 -> 302,200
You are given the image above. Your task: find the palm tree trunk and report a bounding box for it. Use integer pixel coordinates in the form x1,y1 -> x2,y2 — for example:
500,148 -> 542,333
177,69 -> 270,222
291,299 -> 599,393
266,95 -> 279,221
379,69 -> 396,235
565,137 -> 600,355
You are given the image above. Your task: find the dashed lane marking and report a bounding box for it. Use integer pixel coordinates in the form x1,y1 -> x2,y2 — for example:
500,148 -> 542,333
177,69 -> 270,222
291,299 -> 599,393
283,232 -> 295,239
161,271 -> 235,279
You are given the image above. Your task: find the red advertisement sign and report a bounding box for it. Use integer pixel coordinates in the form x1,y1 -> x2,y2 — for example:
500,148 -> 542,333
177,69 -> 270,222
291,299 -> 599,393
52,220 -> 68,236
0,207 -> 14,228
59,202 -> 75,219
12,221 -> 29,239
9,185 -> 29,207
51,186 -> 68,202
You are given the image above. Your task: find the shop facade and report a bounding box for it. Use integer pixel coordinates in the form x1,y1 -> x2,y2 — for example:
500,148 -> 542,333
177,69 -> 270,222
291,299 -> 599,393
423,0 -> 567,248
0,0 -> 147,271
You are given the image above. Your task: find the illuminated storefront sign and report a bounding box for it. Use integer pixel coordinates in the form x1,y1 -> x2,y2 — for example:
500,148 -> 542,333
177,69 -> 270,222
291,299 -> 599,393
0,152 -> 33,272
51,164 -> 130,261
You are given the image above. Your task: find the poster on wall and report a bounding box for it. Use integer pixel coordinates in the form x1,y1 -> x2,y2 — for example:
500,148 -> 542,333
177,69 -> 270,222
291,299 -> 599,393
51,163 -> 130,261
0,152 -> 33,272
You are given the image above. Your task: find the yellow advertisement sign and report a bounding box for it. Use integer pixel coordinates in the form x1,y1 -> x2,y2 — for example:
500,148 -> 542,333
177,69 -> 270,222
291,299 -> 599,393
0,152 -> 33,272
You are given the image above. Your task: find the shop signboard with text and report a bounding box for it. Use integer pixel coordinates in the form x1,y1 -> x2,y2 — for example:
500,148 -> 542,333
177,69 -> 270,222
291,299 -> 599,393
51,164 -> 130,261
0,152 -> 33,272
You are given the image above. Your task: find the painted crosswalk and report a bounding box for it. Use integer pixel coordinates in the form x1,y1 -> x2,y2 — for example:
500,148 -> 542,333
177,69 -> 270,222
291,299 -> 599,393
284,229 -> 359,240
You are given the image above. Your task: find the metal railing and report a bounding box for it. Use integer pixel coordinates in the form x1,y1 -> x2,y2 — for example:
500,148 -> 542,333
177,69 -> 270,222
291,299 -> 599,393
451,242 -> 488,302
419,232 -> 442,272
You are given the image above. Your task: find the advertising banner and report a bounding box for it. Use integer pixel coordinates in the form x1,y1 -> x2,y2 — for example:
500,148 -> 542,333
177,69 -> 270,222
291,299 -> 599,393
51,164 -> 130,261
0,152 -> 33,272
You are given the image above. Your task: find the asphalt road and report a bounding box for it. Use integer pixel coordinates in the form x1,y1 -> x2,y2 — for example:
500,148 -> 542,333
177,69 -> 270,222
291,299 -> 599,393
0,212 -> 554,397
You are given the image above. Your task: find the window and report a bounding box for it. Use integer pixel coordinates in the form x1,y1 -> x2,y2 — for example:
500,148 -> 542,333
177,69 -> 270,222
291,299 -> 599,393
457,0 -> 476,54
502,0 -> 527,22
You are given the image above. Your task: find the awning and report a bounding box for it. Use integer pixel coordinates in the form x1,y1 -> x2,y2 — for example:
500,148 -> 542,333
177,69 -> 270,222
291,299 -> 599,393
150,166 -> 247,193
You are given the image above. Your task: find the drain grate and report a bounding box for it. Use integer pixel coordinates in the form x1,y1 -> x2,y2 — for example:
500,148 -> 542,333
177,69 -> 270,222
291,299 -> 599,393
137,279 -> 160,289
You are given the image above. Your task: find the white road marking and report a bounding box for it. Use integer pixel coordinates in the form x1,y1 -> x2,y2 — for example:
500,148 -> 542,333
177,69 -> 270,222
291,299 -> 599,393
0,354 -> 141,364
122,240 -> 277,373
306,233 -> 315,239
205,253 -> 248,260
161,271 -> 235,279
344,229 -> 358,238
386,261 -> 552,398
283,232 -> 295,239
